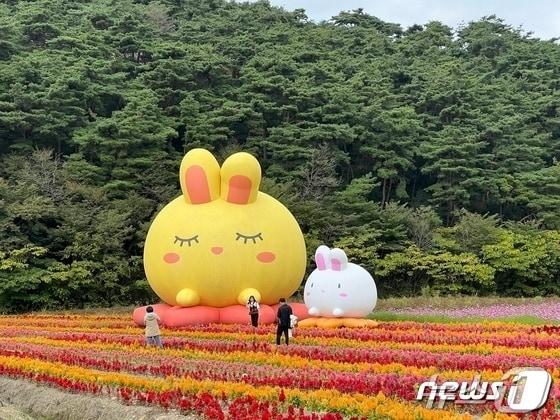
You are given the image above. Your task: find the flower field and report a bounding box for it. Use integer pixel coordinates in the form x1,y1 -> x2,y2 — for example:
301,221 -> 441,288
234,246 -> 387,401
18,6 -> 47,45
0,314 -> 558,419
390,300 -> 560,321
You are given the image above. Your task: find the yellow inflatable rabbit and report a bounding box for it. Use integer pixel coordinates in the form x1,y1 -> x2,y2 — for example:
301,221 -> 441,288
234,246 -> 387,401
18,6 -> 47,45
143,148 -> 307,308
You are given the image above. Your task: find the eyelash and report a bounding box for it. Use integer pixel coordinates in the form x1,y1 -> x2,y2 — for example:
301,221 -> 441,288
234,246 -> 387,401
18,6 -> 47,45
174,235 -> 199,247
236,232 -> 263,244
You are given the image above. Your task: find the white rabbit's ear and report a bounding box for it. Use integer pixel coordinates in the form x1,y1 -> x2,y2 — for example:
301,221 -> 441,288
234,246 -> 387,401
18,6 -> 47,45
314,245 -> 330,271
330,248 -> 348,271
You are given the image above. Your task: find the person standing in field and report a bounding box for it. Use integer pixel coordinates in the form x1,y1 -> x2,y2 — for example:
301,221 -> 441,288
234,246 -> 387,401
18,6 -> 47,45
247,295 -> 260,331
144,306 -> 163,348
276,298 -> 292,345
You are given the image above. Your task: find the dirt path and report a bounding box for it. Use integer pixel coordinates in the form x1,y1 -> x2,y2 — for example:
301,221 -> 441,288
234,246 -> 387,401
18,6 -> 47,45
0,403 -> 34,420
0,377 -> 197,420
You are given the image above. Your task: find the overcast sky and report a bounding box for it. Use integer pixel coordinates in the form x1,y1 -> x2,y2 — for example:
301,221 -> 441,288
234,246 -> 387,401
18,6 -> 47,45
257,0 -> 560,39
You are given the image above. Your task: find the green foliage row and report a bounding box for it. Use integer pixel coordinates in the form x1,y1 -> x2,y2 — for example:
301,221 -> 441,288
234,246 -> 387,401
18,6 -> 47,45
1,0 -> 559,311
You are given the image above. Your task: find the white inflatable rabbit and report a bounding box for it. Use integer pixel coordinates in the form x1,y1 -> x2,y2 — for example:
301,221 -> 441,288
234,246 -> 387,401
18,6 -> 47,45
303,245 -> 377,318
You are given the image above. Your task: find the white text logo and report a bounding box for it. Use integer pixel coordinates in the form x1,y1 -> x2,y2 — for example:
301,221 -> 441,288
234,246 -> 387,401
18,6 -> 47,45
416,367 -> 551,413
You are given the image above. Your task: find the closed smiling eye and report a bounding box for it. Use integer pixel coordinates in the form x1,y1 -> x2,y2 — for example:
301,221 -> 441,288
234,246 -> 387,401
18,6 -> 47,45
236,232 -> 263,244
174,235 -> 199,247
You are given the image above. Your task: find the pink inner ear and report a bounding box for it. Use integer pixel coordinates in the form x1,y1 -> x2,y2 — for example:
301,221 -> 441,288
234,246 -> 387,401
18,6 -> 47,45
331,258 -> 342,271
227,175 -> 251,204
185,165 -> 211,204
316,253 -> 326,270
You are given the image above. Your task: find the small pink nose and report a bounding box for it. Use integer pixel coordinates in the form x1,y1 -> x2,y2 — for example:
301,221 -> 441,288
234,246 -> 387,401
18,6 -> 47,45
211,247 -> 223,255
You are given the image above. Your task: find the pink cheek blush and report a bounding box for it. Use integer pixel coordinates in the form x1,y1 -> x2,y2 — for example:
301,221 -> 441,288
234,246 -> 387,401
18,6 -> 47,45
257,252 -> 275,263
339,293 -> 348,298
163,253 -> 180,264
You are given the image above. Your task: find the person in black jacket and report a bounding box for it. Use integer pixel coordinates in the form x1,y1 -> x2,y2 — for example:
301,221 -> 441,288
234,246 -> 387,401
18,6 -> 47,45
276,298 -> 293,345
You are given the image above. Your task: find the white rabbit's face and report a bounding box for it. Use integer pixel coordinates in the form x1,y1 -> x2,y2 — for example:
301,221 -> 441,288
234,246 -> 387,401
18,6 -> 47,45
305,270 -> 349,305
303,245 -> 377,318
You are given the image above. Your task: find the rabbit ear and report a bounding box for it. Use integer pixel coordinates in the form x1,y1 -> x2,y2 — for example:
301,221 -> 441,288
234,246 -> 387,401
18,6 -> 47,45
220,152 -> 261,204
330,248 -> 348,271
179,149 -> 221,204
315,245 -> 330,271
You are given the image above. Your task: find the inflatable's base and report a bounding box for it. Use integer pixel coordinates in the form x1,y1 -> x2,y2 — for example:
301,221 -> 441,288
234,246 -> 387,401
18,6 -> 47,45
297,317 -> 379,328
133,303 -> 310,327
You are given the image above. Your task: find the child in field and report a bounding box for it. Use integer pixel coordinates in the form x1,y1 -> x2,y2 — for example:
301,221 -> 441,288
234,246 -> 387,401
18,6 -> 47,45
144,306 -> 163,348
288,314 -> 298,339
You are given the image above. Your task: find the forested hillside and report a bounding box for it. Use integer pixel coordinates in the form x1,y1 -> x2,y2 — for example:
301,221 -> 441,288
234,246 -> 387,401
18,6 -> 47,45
1,0 -> 560,311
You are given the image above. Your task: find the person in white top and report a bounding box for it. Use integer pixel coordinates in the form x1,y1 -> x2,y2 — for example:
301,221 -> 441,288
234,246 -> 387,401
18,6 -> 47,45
246,295 -> 260,331
143,306 -> 163,348
288,314 -> 298,338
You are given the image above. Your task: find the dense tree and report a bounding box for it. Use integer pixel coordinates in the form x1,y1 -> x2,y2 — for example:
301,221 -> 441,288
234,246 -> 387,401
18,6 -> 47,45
1,0 -> 559,310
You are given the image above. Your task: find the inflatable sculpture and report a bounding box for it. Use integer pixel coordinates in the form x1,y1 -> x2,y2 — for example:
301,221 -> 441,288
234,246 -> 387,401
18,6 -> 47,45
134,148 -> 309,326
299,245 -> 378,328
